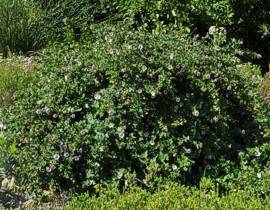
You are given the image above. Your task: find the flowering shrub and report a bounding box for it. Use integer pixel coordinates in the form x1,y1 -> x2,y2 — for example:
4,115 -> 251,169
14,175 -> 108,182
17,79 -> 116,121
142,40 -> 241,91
2,24 -> 269,194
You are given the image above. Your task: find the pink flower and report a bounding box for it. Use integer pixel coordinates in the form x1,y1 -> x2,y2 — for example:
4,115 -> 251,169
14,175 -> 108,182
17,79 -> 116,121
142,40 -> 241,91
255,151 -> 261,157
53,154 -> 60,161
212,116 -> 219,123
252,75 -> 257,81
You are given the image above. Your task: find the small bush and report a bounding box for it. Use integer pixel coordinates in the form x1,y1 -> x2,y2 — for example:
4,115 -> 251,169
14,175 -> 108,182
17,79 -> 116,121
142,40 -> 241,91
0,0 -> 46,55
66,184 -> 270,210
2,24 -> 269,195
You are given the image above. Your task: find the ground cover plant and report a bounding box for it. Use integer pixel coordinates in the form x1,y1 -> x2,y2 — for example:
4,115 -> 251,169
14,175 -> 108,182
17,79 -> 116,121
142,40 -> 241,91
1,24 -> 269,199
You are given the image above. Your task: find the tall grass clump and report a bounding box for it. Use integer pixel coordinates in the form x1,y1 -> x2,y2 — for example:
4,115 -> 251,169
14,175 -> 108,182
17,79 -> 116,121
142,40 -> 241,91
0,57 -> 36,107
0,0 -> 46,57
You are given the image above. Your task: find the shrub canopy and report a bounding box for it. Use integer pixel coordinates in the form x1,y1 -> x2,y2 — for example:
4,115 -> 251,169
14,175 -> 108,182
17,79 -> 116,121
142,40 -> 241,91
2,25 -> 269,194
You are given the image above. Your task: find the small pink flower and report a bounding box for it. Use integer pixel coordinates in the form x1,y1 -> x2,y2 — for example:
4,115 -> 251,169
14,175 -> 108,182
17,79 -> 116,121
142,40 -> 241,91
252,75 -> 257,81
167,64 -> 173,70
46,166 -> 52,173
205,74 -> 211,80
217,62 -> 223,68
73,156 -> 80,161
46,165 -> 56,173
212,116 -> 219,123
142,65 -> 147,72
172,164 -> 178,171
151,91 -> 156,99
53,154 -> 60,161
255,151 -> 261,157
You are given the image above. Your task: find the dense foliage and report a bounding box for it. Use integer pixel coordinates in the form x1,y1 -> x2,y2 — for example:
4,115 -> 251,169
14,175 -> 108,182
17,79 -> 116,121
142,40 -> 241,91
1,25 -> 269,196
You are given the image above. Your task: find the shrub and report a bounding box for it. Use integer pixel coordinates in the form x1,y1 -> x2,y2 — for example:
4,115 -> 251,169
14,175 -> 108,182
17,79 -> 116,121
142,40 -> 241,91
0,0 -> 46,56
2,24 -> 269,195
66,184 -> 270,210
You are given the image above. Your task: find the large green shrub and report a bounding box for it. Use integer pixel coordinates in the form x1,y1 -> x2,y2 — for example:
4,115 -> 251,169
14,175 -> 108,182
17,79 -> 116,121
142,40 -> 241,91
0,0 -> 46,56
2,25 -> 269,195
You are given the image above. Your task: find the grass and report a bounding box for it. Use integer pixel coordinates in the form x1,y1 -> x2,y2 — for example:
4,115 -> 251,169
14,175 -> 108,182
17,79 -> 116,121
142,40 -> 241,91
0,0 -> 46,55
0,57 -> 36,107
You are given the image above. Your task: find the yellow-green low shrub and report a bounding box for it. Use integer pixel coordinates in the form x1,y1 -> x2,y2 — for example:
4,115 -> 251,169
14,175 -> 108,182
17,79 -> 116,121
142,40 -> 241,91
66,184 -> 270,210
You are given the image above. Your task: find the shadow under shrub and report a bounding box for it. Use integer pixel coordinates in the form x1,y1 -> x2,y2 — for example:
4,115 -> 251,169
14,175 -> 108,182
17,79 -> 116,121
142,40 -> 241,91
2,24 -> 269,195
